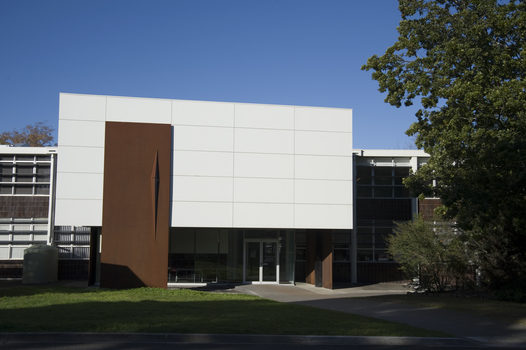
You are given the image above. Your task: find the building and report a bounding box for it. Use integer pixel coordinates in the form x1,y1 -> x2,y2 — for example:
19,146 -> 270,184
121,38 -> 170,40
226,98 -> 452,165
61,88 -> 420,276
0,93 -> 439,288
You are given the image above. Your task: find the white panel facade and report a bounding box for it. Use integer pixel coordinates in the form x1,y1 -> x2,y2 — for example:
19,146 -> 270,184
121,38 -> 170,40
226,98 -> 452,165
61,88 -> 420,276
295,180 -> 352,205
234,128 -> 294,154
172,100 -> 234,127
235,103 -> 294,130
171,202 -> 233,227
295,155 -> 352,180
295,131 -> 353,156
233,203 -> 294,228
106,96 -> 172,124
172,176 -> 233,202
295,107 -> 353,132
173,126 -> 234,152
55,199 -> 103,227
58,120 -> 105,148
58,94 -> 354,229
57,147 -> 105,174
233,153 -> 294,179
56,173 -> 104,200
59,93 -> 106,122
234,178 -> 293,204
173,151 -> 233,177
294,204 -> 352,229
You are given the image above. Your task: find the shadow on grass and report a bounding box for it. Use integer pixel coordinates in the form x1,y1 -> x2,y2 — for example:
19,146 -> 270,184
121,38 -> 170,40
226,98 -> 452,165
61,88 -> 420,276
0,285 -> 97,298
0,291 -> 444,337
363,294 -> 526,327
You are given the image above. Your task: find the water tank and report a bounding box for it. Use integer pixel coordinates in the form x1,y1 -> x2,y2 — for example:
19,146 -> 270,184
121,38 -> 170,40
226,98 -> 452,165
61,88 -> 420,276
22,245 -> 58,284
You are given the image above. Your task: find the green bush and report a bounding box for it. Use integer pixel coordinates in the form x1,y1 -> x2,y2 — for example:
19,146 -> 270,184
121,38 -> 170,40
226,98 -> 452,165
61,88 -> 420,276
387,216 -> 473,292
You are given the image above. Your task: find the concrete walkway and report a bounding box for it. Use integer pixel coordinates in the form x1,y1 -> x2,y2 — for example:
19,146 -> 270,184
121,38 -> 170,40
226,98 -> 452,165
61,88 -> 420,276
235,283 -> 526,348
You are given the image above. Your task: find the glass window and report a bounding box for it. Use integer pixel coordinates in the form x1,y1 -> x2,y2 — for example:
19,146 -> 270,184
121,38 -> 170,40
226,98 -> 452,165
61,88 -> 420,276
356,166 -> 371,178
35,185 -> 49,195
333,232 -> 350,244
36,175 -> 50,183
376,250 -> 391,261
374,167 -> 392,177
16,155 -> 34,162
374,186 -> 392,197
333,244 -> 350,261
394,177 -> 405,185
14,185 -> 32,195
357,250 -> 374,261
0,165 -> 13,175
394,186 -> 410,198
374,177 -> 392,185
357,177 -> 372,185
394,167 -> 410,176
357,186 -> 372,197
36,165 -> 50,175
296,244 -> 306,261
16,166 -> 33,174
15,176 -> 33,183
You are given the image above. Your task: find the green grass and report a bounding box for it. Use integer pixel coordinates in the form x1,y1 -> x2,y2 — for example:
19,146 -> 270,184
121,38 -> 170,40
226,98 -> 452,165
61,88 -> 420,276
364,294 -> 526,326
0,286 -> 448,337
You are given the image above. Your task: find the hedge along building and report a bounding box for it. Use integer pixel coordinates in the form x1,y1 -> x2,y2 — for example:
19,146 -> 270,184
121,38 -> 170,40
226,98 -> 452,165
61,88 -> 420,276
50,93 -> 437,289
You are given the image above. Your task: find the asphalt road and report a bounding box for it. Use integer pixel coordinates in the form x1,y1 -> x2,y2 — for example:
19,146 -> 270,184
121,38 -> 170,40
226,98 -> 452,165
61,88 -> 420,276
0,343 -> 497,350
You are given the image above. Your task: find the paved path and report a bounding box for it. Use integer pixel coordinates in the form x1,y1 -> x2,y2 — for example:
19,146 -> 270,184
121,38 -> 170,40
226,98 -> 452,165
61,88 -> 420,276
235,283 -> 526,347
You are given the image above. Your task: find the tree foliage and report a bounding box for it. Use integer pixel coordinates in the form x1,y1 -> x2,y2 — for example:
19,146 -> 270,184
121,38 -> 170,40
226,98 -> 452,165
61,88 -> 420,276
0,122 -> 55,147
362,0 -> 526,286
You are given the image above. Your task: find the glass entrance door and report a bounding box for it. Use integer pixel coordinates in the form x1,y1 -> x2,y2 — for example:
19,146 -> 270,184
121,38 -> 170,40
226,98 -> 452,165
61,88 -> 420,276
244,240 -> 279,283
262,242 -> 277,282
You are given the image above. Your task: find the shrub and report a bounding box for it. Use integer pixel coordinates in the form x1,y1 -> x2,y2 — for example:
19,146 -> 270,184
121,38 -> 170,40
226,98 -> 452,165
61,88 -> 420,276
387,216 -> 473,292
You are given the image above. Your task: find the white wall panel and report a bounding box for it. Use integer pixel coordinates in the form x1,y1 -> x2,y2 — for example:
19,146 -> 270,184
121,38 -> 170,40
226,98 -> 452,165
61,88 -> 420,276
295,107 -> 352,132
294,204 -> 352,229
174,126 -> 233,152
58,120 -> 105,148
295,155 -> 352,180
56,173 -> 104,200
172,100 -> 234,127
106,96 -> 171,124
233,203 -> 293,228
55,199 -> 103,226
235,103 -> 294,130
57,147 -> 104,174
234,153 -> 294,179
234,178 -> 293,204
235,128 -> 293,154
174,151 -> 233,177
171,202 -> 233,227
59,94 -> 106,121
172,176 -> 233,202
294,180 -> 352,205
295,131 -> 352,156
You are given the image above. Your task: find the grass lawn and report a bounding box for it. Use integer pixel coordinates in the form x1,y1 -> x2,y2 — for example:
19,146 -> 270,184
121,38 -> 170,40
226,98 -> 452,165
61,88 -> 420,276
0,286 -> 448,337
365,294 -> 526,326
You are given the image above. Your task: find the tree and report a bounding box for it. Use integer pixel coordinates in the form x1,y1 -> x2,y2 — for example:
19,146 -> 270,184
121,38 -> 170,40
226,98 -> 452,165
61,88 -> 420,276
362,0 -> 526,287
0,122 -> 55,147
387,216 -> 472,292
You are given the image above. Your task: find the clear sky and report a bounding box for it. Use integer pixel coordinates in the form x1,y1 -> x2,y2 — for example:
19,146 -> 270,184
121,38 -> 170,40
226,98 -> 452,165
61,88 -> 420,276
1,0 -> 422,149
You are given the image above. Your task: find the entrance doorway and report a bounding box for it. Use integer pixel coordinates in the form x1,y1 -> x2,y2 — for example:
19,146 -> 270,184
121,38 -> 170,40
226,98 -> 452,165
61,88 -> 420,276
244,240 -> 279,283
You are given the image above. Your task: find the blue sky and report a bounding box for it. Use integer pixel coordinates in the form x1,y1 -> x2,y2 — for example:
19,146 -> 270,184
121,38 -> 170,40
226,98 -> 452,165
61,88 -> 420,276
1,0 -> 421,149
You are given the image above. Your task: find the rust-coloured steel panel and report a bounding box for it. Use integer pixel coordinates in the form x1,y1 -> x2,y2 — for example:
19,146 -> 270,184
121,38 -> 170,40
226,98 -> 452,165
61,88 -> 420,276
305,230 -> 333,288
305,231 -> 316,285
322,231 -> 333,289
101,122 -> 171,289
